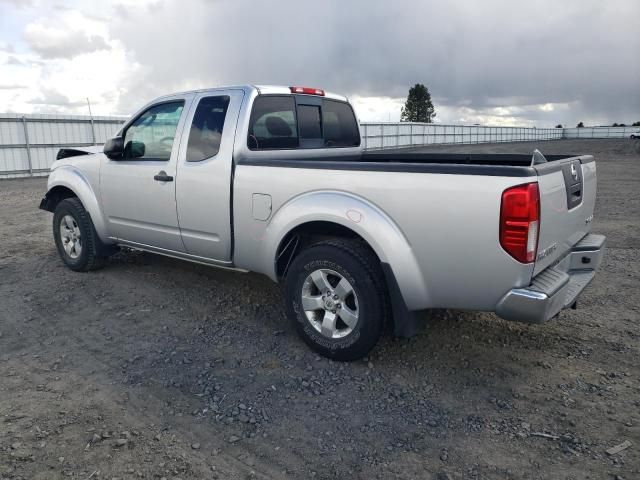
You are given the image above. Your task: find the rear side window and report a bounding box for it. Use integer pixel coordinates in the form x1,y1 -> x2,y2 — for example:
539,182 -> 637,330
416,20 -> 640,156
323,99 -> 360,147
247,95 -> 360,150
248,96 -> 298,150
186,95 -> 230,162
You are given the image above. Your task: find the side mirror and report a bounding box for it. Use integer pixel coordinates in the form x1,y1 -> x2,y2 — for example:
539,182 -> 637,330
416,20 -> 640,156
128,141 -> 145,158
103,137 -> 124,160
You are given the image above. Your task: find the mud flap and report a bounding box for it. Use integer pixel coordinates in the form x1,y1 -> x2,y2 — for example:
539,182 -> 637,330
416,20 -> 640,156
381,262 -> 417,337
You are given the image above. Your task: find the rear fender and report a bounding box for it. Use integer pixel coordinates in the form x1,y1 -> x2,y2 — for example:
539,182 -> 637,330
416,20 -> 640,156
262,191 -> 429,310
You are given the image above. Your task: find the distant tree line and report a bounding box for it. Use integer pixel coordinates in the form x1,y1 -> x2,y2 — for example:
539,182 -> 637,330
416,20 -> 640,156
572,121 -> 640,128
397,83 -> 639,129
611,122 -> 640,127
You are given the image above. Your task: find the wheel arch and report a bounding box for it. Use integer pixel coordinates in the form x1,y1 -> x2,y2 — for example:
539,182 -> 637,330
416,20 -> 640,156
44,166 -> 111,243
262,190 -> 430,315
41,185 -> 77,210
274,220 -> 363,279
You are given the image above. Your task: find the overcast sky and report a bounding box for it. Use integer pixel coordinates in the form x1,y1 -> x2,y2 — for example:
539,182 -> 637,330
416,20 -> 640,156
0,0 -> 638,126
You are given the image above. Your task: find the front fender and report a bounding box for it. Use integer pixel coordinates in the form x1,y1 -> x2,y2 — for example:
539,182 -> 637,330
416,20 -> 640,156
46,165 -> 111,243
262,190 -> 430,310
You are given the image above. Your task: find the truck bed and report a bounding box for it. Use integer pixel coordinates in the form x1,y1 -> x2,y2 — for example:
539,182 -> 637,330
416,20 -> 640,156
362,151 -> 576,166
239,151 -> 582,177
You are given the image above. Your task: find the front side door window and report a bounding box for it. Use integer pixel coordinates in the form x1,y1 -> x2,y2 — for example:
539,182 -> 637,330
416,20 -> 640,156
101,98 -> 189,252
123,101 -> 185,161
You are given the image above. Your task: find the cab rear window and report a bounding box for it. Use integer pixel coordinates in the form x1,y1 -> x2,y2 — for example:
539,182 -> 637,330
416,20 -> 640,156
247,95 -> 360,150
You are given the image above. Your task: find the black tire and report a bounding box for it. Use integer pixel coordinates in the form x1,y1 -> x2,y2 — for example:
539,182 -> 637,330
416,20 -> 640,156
285,239 -> 389,361
53,197 -> 107,272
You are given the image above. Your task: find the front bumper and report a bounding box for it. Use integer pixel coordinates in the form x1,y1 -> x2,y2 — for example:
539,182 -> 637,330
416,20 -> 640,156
495,233 -> 606,324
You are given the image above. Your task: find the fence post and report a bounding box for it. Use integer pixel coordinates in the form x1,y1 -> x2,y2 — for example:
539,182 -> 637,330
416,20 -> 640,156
362,123 -> 367,149
21,116 -> 33,177
90,117 -> 97,145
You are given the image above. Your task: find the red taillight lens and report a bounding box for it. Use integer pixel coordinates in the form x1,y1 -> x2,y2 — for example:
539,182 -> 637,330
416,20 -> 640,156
290,86 -> 325,96
500,182 -> 540,263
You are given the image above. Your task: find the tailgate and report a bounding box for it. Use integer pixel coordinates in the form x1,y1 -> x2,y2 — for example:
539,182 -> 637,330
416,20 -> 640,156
533,155 -> 597,276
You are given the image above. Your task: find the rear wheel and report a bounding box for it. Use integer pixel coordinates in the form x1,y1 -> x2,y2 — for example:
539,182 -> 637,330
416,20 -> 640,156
53,198 -> 107,272
284,239 -> 388,361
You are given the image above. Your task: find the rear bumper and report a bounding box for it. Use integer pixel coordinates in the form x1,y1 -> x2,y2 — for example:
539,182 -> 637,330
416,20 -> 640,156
495,233 -> 606,324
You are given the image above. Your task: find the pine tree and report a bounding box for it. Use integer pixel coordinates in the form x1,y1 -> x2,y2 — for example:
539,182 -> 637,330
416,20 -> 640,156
400,84 -> 436,123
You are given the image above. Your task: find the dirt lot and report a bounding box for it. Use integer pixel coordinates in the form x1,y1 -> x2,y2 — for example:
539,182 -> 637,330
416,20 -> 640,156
1,139 -> 638,480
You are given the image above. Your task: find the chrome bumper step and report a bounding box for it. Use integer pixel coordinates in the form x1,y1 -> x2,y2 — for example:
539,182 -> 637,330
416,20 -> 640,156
495,233 -> 605,324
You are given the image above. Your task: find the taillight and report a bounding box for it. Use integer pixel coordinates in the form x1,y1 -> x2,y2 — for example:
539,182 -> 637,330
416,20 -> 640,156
500,182 -> 540,263
290,86 -> 325,96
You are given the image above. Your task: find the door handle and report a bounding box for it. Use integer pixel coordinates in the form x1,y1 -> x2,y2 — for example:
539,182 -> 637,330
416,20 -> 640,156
154,171 -> 173,182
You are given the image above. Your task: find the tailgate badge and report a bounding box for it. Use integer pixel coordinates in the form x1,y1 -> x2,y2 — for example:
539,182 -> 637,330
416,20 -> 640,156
537,243 -> 557,261
585,215 -> 593,224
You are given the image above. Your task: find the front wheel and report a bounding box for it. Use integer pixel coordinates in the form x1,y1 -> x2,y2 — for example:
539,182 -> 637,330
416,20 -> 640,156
53,198 -> 107,272
284,239 -> 389,361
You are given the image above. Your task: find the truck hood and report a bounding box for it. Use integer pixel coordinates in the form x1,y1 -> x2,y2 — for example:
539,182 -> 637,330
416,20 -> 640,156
56,145 -> 104,160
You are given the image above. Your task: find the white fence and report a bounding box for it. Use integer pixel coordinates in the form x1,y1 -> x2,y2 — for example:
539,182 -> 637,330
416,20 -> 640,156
1,113 -> 638,178
361,123 -> 563,149
0,113 -> 125,179
563,126 -> 639,139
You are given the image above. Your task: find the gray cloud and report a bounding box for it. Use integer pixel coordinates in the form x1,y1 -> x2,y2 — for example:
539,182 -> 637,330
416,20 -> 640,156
0,0 -> 34,6
104,0 -> 639,125
6,0 -> 637,125
24,28 -> 111,59
28,88 -> 86,107
0,42 -> 15,53
5,55 -> 24,65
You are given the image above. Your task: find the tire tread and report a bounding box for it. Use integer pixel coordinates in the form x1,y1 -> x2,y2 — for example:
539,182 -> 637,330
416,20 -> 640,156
285,237 -> 390,361
54,198 -> 106,272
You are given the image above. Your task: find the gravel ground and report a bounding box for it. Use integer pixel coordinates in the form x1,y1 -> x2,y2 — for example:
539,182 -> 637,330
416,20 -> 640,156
0,139 -> 638,480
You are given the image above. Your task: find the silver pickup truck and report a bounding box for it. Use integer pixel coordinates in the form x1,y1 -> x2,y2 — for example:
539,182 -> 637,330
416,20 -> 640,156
40,85 -> 606,360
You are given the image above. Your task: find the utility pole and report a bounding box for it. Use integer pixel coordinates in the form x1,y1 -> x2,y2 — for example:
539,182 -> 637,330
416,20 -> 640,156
87,98 -> 96,145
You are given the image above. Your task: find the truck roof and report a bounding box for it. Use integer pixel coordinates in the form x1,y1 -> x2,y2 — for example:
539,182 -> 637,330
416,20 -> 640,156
154,85 -> 348,103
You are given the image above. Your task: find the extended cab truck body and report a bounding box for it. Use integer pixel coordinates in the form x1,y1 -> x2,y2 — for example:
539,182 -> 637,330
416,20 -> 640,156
40,85 -> 606,360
